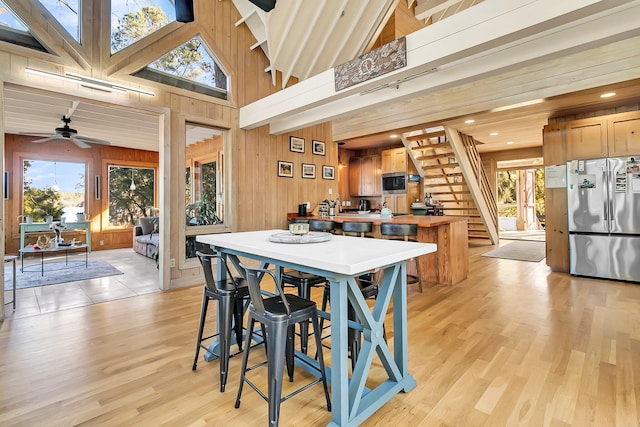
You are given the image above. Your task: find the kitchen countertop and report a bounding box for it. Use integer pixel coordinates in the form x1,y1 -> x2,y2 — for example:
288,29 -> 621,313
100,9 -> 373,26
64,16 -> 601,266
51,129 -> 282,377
298,214 -> 468,227
289,214 -> 469,285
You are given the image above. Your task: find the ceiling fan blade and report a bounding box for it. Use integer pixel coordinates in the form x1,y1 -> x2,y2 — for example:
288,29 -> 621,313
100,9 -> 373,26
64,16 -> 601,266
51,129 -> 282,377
70,137 -> 91,149
18,132 -> 53,137
32,135 -> 61,143
75,135 -> 111,145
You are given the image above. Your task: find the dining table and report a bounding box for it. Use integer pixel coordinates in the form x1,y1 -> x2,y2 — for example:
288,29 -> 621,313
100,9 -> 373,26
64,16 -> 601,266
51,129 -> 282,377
197,229 -> 437,427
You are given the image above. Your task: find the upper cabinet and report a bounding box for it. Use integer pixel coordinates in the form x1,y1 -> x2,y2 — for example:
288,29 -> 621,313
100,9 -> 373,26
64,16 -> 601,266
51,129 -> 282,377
349,155 -> 381,196
609,111 -> 640,157
381,148 -> 407,173
566,111 -> 640,159
566,118 -> 607,160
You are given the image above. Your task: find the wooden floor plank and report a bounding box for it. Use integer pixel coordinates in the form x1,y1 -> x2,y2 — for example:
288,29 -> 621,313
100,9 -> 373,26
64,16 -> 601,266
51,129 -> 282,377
2,240 -> 640,426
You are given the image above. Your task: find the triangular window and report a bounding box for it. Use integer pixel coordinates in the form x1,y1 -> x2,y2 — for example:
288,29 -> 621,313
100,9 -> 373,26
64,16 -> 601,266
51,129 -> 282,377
111,0 -> 176,53
38,0 -> 80,42
0,1 -> 47,51
133,37 -> 229,100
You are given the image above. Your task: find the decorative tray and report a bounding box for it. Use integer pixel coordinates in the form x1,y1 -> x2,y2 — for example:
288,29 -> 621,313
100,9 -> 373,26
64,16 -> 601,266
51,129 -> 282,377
268,231 -> 332,244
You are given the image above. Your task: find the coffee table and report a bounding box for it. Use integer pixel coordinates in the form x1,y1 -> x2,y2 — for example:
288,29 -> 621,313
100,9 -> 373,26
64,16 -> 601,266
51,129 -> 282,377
19,244 -> 88,276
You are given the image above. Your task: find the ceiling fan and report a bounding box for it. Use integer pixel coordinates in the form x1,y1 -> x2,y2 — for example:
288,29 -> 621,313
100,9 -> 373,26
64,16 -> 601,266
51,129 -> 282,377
31,115 -> 111,149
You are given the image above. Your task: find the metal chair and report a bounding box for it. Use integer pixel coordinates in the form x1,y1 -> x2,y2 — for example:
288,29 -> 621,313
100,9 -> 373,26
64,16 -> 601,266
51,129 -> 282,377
192,251 -> 250,392
235,264 -> 331,427
380,223 -> 423,292
281,219 -> 335,353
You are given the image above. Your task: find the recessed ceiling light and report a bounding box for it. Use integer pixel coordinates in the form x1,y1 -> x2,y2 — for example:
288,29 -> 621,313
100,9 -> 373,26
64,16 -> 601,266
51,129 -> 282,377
464,119 -> 475,124
506,141 -> 515,145
390,134 -> 399,139
600,92 -> 616,98
490,132 -> 498,136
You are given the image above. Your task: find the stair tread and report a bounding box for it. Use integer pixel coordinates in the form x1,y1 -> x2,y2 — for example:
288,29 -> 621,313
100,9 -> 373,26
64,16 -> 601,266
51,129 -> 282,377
406,130 -> 446,141
416,153 -> 455,161
411,142 -> 451,150
422,163 -> 459,170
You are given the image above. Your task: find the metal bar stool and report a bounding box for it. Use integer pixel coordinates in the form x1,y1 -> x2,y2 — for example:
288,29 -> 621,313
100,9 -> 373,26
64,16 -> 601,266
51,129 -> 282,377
380,223 -> 423,292
192,251 -> 250,392
281,219 -> 335,354
341,220 -> 373,238
235,264 -> 331,427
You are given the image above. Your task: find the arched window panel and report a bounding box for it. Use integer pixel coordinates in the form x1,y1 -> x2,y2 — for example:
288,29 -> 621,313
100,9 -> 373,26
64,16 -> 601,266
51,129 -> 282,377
111,0 -> 176,53
0,1 -> 47,52
38,0 -> 80,42
133,36 -> 229,100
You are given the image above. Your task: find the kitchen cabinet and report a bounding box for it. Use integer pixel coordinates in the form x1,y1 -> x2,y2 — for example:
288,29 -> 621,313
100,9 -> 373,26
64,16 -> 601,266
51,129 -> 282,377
609,111 -> 640,157
381,148 -> 407,173
566,118 -> 607,160
349,155 -> 381,196
382,193 -> 408,214
565,111 -> 640,160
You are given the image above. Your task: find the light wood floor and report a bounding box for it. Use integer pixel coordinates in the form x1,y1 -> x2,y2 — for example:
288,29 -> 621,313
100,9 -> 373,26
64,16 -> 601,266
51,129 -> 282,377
1,240 -> 639,426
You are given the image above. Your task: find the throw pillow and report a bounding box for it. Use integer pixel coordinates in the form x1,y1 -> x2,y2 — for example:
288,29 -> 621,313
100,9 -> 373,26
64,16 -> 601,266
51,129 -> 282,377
140,217 -> 155,235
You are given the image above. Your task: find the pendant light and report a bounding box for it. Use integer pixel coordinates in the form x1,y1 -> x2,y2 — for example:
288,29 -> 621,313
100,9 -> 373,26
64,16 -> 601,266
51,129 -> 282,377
52,162 -> 59,192
129,168 -> 136,191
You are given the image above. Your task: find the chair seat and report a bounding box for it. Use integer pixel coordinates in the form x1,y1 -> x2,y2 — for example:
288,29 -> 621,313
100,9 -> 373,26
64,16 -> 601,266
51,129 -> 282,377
281,270 -> 327,287
216,277 -> 249,293
260,294 -> 316,321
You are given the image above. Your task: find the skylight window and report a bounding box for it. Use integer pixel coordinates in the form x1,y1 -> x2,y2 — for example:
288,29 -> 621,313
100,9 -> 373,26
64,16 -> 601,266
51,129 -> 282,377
134,36 -> 229,99
0,1 -> 47,51
111,0 -> 176,53
38,0 -> 80,42
0,1 -> 28,31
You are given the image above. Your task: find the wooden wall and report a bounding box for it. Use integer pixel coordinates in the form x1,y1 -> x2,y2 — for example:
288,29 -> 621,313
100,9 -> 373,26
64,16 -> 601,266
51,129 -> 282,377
4,134 -> 158,254
0,0 -> 336,293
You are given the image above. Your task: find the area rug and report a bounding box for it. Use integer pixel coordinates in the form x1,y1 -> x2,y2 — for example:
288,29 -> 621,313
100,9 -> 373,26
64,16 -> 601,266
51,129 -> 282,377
481,241 -> 546,262
4,259 -> 123,290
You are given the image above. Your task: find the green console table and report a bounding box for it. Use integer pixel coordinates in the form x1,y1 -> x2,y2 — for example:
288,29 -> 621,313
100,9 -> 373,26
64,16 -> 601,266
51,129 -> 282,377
19,221 -> 92,261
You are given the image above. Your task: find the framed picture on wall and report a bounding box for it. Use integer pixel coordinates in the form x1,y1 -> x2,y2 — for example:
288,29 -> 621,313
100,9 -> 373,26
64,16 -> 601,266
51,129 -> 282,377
278,161 -> 293,178
302,163 -> 316,179
322,165 -> 335,180
290,136 -> 305,153
312,140 -> 326,156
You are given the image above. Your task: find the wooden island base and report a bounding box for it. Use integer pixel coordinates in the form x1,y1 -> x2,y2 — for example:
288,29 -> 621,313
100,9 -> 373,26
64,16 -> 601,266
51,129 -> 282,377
292,215 -> 469,286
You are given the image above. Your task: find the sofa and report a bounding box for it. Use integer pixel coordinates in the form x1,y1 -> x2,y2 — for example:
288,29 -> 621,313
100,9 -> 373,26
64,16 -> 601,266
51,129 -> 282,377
133,217 -> 159,259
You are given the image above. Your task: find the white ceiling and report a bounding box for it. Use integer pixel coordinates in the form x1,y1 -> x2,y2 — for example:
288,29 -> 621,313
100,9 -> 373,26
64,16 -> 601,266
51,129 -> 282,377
3,85 -> 160,152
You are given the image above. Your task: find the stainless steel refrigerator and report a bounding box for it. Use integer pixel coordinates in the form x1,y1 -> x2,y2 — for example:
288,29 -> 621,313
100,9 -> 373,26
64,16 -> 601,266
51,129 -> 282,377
567,157 -> 640,282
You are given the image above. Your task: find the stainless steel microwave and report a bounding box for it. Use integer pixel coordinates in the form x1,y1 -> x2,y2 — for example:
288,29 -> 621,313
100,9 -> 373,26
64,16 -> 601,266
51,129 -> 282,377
382,172 -> 407,194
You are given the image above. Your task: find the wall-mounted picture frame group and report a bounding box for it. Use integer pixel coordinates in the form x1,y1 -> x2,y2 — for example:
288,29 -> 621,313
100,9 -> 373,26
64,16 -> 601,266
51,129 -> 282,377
278,160 -> 293,178
312,140 -> 326,156
290,136 -> 305,153
302,163 -> 316,179
322,165 -> 335,180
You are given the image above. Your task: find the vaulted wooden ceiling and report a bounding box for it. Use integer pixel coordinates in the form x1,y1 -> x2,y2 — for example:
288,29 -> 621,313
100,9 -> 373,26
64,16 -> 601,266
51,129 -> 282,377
4,0 -> 640,154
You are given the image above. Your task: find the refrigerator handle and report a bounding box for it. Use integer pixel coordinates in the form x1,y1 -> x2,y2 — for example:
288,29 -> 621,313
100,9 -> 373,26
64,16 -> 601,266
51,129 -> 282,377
603,169 -> 608,221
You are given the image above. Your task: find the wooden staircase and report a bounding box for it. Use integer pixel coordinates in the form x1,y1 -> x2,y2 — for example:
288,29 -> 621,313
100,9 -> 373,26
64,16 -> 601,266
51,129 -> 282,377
402,127 -> 498,243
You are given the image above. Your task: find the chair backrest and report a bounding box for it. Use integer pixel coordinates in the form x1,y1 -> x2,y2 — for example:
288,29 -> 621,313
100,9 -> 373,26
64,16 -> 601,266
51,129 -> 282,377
196,250 -> 240,293
240,263 -> 291,316
380,223 -> 418,240
309,220 -> 336,233
342,221 -> 372,236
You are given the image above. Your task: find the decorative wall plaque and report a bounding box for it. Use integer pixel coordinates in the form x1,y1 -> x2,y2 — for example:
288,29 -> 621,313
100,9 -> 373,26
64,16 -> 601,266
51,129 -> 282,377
334,37 -> 407,91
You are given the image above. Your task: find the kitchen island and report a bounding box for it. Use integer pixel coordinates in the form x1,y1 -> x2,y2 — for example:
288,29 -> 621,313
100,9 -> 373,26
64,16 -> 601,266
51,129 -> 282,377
293,214 -> 468,285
